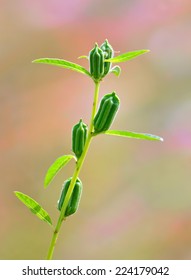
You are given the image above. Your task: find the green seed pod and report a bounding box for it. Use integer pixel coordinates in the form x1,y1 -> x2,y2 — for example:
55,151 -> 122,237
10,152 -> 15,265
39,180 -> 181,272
89,43 -> 104,81
57,177 -> 83,217
94,92 -> 120,133
100,39 -> 114,77
72,119 -> 88,159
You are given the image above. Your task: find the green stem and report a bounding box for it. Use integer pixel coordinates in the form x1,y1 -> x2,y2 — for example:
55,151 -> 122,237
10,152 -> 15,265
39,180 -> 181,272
46,81 -> 100,260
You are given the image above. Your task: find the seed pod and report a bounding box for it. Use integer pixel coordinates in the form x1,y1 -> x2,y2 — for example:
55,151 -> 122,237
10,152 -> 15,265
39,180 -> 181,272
100,39 -> 114,77
72,119 -> 87,159
89,43 -> 104,81
94,92 -> 120,133
57,177 -> 83,217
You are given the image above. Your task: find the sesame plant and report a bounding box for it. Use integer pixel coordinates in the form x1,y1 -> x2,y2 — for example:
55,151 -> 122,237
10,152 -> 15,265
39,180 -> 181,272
14,40 -> 163,260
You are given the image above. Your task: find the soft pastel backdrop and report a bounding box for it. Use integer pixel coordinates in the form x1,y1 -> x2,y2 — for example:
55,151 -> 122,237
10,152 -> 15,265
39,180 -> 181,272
1,0 -> 191,259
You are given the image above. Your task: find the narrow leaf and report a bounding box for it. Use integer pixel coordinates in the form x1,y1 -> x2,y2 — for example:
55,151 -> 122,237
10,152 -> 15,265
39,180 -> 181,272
44,155 -> 75,188
105,49 -> 150,63
78,55 -> 88,59
14,191 -> 52,226
110,65 -> 121,77
32,58 -> 91,77
105,130 -> 163,141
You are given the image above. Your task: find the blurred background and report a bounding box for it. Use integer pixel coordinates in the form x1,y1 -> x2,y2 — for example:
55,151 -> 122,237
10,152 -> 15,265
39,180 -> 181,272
1,0 -> 191,260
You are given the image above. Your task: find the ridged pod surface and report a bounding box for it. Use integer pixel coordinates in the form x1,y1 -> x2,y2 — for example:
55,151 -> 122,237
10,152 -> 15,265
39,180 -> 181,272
57,177 -> 83,217
72,119 -> 87,159
100,39 -> 114,77
89,43 -> 104,81
94,92 -> 120,133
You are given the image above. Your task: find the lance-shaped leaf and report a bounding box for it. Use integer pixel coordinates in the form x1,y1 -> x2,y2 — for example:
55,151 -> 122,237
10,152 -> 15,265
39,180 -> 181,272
105,49 -> 150,63
104,130 -> 163,141
44,155 -> 75,188
110,65 -> 121,77
78,55 -> 88,59
32,58 -> 91,77
14,191 -> 52,226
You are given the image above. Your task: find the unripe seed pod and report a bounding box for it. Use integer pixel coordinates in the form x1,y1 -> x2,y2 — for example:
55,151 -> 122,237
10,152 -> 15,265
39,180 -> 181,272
89,43 -> 104,81
57,177 -> 83,217
72,119 -> 87,159
100,39 -> 114,77
94,92 -> 120,133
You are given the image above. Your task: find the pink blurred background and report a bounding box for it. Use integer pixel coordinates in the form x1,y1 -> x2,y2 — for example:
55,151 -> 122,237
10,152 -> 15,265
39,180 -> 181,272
1,0 -> 191,259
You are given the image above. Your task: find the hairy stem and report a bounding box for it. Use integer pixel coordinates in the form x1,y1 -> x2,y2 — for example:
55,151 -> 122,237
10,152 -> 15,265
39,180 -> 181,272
46,81 -> 100,260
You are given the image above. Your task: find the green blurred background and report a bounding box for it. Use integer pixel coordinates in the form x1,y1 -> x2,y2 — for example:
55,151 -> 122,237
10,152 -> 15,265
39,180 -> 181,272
1,0 -> 191,260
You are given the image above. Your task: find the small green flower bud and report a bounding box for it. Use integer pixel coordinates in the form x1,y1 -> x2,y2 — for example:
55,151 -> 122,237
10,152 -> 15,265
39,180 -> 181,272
94,92 -> 120,133
57,177 -> 83,217
100,39 -> 114,77
89,43 -> 104,81
72,119 -> 87,159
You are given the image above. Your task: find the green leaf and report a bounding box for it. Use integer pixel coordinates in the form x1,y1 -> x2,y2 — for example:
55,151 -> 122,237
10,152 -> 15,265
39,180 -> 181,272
104,130 -> 163,141
14,191 -> 52,226
44,155 -> 75,188
110,65 -> 121,77
78,55 -> 89,59
105,49 -> 150,63
32,58 -> 91,77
